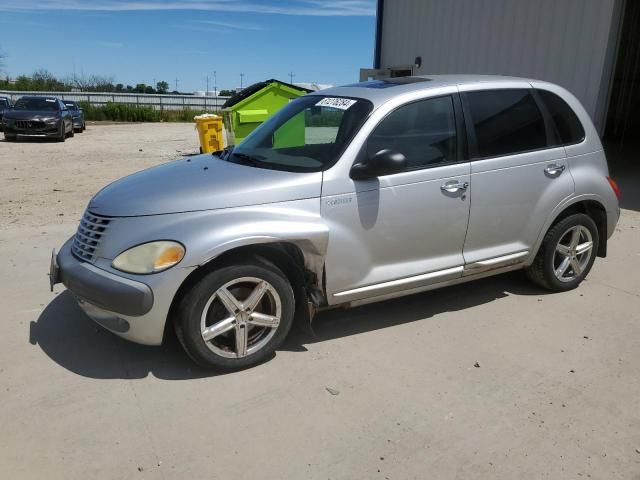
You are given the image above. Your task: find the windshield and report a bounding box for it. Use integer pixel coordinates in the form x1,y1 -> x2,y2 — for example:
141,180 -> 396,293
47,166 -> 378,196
229,95 -> 373,172
64,102 -> 78,110
0,99 -> 8,108
14,98 -> 60,111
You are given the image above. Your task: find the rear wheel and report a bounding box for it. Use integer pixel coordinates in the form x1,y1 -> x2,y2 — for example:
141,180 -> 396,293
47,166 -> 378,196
68,122 -> 74,138
174,258 -> 295,371
526,213 -> 599,291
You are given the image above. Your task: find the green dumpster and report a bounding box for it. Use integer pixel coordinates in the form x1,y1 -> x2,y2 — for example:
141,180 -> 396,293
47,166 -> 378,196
222,79 -> 311,145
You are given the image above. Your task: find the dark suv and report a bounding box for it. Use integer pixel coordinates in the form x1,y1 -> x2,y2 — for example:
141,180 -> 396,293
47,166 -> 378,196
2,96 -> 74,142
63,100 -> 86,133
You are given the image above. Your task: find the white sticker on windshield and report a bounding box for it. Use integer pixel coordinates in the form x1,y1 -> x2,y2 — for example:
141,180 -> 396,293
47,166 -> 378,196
315,97 -> 357,110
45,99 -> 56,102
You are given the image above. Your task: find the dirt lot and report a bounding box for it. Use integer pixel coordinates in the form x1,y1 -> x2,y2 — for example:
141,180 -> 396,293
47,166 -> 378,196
1,124 -> 639,479
1,123 -> 199,229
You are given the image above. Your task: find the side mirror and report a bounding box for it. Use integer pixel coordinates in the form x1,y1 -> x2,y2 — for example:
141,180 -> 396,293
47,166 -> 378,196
350,149 -> 407,180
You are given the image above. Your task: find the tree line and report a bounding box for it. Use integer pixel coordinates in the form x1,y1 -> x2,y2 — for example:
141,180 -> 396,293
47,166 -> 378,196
0,69 -> 179,94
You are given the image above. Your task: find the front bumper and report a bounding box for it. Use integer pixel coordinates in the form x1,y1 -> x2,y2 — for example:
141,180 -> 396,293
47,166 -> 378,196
52,239 -> 175,345
4,124 -> 60,137
55,240 -> 153,316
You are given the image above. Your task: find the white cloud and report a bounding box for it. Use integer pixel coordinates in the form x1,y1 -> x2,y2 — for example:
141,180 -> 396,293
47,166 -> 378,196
193,20 -> 266,31
96,41 -> 124,48
0,0 -> 375,16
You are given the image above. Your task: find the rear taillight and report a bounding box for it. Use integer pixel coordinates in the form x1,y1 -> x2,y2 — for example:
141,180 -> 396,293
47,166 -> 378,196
607,176 -> 622,200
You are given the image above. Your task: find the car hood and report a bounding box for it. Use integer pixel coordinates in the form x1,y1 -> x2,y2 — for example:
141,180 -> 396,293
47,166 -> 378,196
88,154 -> 323,217
3,110 -> 59,121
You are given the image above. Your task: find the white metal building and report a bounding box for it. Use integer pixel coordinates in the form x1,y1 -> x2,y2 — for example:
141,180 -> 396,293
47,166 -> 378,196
364,0 -> 640,144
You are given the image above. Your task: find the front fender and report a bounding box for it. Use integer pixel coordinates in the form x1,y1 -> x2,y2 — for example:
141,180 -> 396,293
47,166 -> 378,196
95,197 -> 329,283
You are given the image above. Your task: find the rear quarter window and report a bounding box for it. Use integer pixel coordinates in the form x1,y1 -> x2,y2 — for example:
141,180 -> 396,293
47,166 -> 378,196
536,90 -> 585,146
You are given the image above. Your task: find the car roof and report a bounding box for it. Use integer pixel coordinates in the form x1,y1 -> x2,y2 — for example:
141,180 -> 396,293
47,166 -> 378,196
308,74 -> 538,106
19,96 -> 59,101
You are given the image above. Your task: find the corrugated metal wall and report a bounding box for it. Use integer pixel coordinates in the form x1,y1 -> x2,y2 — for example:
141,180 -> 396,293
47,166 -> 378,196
379,0 -> 621,132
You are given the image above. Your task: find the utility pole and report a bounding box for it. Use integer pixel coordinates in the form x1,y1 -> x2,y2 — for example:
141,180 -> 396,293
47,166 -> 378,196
288,71 -> 296,84
205,75 -> 209,110
240,73 -> 245,89
213,70 -> 217,97
175,77 -> 179,92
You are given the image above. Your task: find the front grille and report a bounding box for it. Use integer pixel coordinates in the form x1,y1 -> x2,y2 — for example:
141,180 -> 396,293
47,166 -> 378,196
15,120 -> 45,129
71,211 -> 111,262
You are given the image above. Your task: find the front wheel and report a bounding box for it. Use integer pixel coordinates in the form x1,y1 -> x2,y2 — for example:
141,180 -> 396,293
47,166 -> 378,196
174,258 -> 295,371
526,213 -> 599,291
57,122 -> 65,142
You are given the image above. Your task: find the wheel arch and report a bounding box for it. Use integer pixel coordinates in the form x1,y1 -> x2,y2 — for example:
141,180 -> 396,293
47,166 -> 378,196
166,240 -> 326,340
537,198 -> 608,259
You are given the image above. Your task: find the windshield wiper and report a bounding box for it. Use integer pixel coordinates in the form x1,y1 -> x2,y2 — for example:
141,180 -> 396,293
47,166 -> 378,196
231,152 -> 265,167
211,146 -> 233,160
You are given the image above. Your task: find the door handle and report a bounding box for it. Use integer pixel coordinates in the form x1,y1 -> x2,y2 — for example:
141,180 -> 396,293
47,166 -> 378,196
440,181 -> 469,193
544,164 -> 565,177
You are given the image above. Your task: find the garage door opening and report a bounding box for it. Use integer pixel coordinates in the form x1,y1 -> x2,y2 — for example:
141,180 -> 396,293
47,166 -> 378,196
604,0 -> 640,210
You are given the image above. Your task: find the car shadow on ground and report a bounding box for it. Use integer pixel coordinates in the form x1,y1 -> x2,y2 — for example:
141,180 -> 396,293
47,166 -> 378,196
31,272 -> 548,380
1,137 -> 62,144
283,271 -> 546,350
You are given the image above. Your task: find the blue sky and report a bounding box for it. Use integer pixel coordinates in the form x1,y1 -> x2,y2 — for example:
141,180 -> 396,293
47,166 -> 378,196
0,0 -> 376,91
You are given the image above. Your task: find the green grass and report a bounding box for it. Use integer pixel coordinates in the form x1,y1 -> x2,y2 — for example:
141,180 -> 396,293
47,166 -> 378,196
79,101 -> 216,123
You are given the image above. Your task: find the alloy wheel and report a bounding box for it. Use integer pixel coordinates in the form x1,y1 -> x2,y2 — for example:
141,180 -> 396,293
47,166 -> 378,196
200,277 -> 281,358
553,225 -> 594,282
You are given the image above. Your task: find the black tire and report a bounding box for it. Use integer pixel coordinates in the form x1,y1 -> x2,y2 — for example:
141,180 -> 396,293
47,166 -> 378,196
82,121 -> 86,132
4,134 -> 16,142
57,122 -> 65,142
526,213 -> 599,291
174,258 -> 295,371
68,122 -> 75,138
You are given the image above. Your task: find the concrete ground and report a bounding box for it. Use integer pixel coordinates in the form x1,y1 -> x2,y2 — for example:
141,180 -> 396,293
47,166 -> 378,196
1,124 -> 639,479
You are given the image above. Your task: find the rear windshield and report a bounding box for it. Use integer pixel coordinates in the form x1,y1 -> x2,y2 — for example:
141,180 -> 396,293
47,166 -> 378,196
0,98 -> 9,108
14,98 -> 60,112
64,102 -> 78,110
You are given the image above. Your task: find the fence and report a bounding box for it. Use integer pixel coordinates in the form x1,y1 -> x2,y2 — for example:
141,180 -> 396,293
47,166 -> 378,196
0,90 -> 231,111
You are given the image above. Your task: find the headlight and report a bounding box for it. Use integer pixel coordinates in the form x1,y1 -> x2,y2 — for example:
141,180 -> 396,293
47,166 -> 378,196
46,118 -> 59,124
112,241 -> 185,274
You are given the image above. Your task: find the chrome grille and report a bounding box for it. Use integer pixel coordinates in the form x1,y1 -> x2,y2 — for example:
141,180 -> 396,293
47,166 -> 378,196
16,120 -> 45,129
71,211 -> 111,262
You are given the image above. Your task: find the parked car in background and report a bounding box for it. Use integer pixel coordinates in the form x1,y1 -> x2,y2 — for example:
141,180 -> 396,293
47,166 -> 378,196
0,96 -> 12,130
50,75 -> 620,371
63,100 -> 86,133
3,96 -> 74,142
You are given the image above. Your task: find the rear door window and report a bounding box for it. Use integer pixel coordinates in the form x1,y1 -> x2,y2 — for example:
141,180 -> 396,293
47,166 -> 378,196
462,89 -> 547,158
536,90 -> 585,146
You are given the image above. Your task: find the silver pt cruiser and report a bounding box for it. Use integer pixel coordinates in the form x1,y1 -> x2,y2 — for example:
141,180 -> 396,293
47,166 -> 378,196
50,75 -> 621,371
